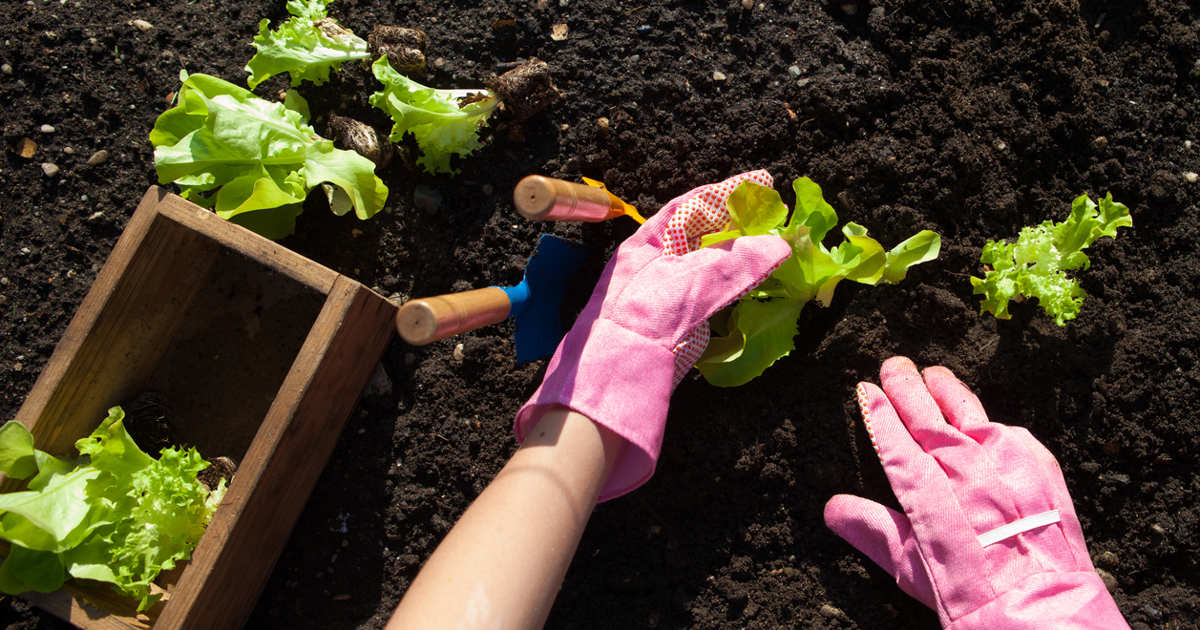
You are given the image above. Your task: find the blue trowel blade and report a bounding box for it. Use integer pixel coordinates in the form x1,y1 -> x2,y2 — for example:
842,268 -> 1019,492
506,234 -> 588,363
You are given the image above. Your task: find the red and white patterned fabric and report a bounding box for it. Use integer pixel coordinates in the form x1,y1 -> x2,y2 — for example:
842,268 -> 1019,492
661,170 -> 774,385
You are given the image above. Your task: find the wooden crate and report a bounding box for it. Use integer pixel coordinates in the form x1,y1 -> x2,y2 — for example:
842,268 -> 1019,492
6,187 -> 397,629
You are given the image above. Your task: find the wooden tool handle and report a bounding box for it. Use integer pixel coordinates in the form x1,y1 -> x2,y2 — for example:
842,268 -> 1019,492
513,175 -> 622,222
395,287 -> 512,345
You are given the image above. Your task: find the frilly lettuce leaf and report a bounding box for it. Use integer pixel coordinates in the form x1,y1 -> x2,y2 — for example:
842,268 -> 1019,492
151,71 -> 387,239
970,192 -> 1131,326
368,56 -> 499,174
245,0 -> 370,89
0,408 -> 227,611
696,178 -> 941,387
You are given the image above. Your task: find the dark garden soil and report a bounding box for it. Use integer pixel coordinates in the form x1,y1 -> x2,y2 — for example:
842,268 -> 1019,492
1,0 -> 1198,628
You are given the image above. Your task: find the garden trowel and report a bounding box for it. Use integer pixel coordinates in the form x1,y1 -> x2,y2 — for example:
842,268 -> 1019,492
395,234 -> 588,362
513,175 -> 646,224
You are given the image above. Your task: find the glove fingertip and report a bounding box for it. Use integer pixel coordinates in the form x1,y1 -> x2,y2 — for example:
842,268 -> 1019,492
823,493 -> 862,532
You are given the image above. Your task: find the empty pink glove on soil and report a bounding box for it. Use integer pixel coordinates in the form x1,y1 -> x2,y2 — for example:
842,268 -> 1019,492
825,357 -> 1128,629
514,172 -> 789,501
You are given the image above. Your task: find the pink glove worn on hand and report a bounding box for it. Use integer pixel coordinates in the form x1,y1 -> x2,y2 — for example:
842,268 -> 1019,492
825,357 -> 1128,629
515,171 -> 788,501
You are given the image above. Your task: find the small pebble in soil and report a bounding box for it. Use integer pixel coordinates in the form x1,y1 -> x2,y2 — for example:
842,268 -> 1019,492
1100,471 -> 1130,484
712,70 -> 727,81
993,139 -> 1007,150
87,149 -> 109,166
452,343 -> 465,361
62,146 -> 73,154
16,137 -> 36,158
40,162 -> 59,177
551,23 -> 568,40
597,116 -> 610,129
130,18 -> 153,32
87,211 -> 104,221
787,64 -> 801,77
1183,171 -> 1197,183
819,604 -> 847,619
1095,550 -> 1119,567
0,63 -> 12,74
797,77 -> 811,88
39,123 -> 55,134
741,0 -> 754,9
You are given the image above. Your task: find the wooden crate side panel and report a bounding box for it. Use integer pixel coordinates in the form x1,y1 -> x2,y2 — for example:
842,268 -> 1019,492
154,278 -> 396,630
153,193 -> 339,295
12,190 -> 220,461
20,588 -> 146,630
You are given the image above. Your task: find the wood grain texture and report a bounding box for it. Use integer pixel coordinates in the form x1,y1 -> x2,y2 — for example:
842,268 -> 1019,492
153,276 -> 396,630
153,193 -> 338,294
20,589 -> 148,630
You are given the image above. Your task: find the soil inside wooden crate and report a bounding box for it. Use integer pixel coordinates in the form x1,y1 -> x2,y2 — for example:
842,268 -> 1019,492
127,248 -> 325,466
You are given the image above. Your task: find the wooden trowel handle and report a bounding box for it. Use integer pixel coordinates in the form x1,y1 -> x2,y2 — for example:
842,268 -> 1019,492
395,287 -> 512,345
513,175 -> 622,222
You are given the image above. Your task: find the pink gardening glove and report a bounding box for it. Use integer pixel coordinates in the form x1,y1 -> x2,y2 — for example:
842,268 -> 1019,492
514,171 -> 788,501
825,357 -> 1128,629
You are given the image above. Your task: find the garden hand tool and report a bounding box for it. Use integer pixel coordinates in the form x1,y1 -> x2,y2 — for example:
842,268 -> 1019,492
395,234 -> 587,363
824,357 -> 1129,630
513,175 -> 646,223
514,173 -> 791,501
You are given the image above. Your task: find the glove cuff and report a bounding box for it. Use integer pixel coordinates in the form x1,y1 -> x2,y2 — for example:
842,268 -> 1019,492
947,571 -> 1128,630
514,319 -> 674,502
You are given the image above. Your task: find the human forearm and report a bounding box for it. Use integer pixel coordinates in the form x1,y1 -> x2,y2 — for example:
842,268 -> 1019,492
386,407 -> 623,630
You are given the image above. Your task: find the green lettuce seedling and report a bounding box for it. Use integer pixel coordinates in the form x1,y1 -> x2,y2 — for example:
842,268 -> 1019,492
971,193 -> 1131,326
0,408 -> 226,611
245,0 -> 370,89
696,178 -> 941,387
150,71 -> 388,239
369,56 -> 499,174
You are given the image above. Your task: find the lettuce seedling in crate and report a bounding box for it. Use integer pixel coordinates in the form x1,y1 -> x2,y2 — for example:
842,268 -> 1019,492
971,192 -> 1131,326
0,408 -> 227,611
150,71 -> 388,239
696,178 -> 941,386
